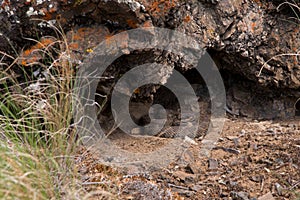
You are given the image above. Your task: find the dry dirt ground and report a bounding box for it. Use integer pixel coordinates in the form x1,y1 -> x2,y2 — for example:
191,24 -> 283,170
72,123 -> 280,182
75,116 -> 300,200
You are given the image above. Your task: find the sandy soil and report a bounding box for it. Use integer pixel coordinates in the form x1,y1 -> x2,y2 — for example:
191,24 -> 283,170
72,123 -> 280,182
75,116 -> 300,200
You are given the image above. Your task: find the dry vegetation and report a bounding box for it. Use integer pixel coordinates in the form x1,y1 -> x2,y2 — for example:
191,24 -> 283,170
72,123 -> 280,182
0,23 -> 92,199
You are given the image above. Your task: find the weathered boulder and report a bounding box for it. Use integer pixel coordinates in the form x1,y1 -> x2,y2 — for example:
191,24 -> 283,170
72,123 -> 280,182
0,0 -> 299,119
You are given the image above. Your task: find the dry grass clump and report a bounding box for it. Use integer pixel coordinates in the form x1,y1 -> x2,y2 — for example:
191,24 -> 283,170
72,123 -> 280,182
0,22 -> 97,199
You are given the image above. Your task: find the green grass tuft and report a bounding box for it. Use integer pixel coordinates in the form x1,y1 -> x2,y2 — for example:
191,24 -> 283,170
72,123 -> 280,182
0,23 -> 82,199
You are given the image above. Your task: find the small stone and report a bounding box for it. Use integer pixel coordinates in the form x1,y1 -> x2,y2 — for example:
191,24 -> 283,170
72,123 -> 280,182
233,138 -> 240,147
171,188 -> 194,197
249,176 -> 262,183
275,158 -> 284,165
257,192 -> 275,200
186,163 -> 202,174
241,50 -> 249,57
231,191 -> 249,200
208,158 -> 218,170
218,179 -> 227,185
240,129 -> 246,135
184,136 -> 197,145
260,159 -> 273,166
131,127 -> 142,135
266,128 -> 274,133
191,184 -> 204,192
292,164 -> 299,169
222,147 -> 240,154
229,180 -> 238,187
237,191 -> 250,200
229,158 -> 239,166
220,192 -> 229,197
225,136 -> 240,147
249,142 -> 258,150
264,167 -> 271,173
226,135 -> 238,140
275,183 -> 283,195
173,171 -> 196,183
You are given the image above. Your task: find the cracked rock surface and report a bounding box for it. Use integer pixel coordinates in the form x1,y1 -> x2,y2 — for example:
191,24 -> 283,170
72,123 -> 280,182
0,0 -> 299,119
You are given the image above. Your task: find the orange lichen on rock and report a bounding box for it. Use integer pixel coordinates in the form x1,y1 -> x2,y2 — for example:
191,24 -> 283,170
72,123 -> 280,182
67,26 -> 110,52
42,11 -> 54,20
126,19 -> 139,28
252,0 -> 263,7
141,20 -> 153,28
251,22 -> 256,33
34,38 -> 55,49
71,32 -> 82,41
65,25 -> 110,62
117,32 -> 129,50
19,25 -> 116,67
183,15 -> 191,23
68,42 -> 79,50
41,2 -> 58,20
147,0 -> 177,17
105,34 -> 115,46
19,37 -> 57,66
104,31 -> 129,52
